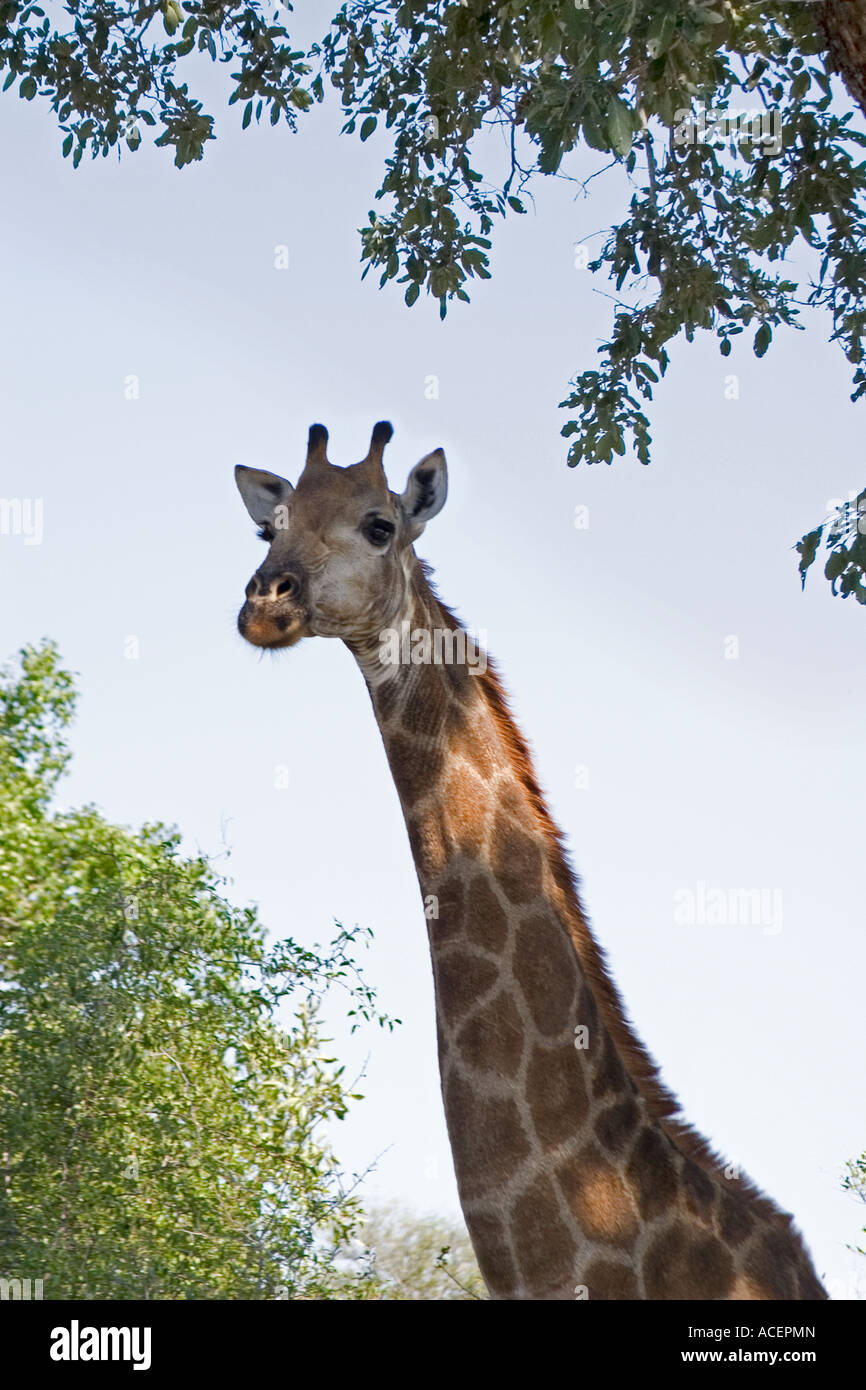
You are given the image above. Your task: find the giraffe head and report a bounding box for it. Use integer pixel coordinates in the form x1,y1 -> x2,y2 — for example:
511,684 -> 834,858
235,422 -> 447,650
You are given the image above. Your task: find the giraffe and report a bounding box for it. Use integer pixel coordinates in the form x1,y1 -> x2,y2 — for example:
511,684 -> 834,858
234,421 -> 827,1301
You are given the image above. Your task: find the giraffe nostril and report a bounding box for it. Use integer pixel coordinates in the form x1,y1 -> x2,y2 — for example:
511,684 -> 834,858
246,568 -> 303,604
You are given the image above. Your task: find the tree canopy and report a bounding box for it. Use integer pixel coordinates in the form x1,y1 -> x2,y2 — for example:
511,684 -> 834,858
348,1201 -> 486,1300
0,640 -> 391,1299
3,0 -> 865,602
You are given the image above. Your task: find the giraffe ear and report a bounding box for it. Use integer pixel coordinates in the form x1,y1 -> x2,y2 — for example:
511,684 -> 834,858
235,466 -> 294,528
400,449 -> 447,539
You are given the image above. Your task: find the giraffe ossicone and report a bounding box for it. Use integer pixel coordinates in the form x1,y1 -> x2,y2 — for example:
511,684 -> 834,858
235,422 -> 826,1301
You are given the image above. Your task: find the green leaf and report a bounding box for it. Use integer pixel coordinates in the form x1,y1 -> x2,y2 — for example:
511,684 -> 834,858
360,116 -> 377,141
753,324 -> 771,358
796,527 -> 822,588
404,282 -> 420,307
242,101 -> 252,130
606,96 -> 634,159
647,10 -> 677,56
20,76 -> 37,100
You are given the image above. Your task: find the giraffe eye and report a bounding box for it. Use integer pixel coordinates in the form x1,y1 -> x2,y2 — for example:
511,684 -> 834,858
257,524 -> 275,543
363,516 -> 395,547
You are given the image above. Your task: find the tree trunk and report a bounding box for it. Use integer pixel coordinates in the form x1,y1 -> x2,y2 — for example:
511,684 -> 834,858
819,0 -> 866,119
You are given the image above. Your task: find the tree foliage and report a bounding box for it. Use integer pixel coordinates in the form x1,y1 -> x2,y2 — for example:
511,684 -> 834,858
4,0 -> 865,604
0,640 -> 390,1299
339,1201 -> 486,1300
0,0 -> 317,168
796,486 -> 866,603
843,1153 -> 866,1261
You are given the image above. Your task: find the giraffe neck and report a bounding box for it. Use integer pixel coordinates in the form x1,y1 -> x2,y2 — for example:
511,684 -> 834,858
348,559 -> 826,1301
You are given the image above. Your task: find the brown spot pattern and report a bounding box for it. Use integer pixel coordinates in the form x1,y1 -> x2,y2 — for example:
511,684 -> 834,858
443,767 -> 489,855
405,811 -> 447,878
719,1189 -> 756,1248
510,1176 -> 578,1294
449,712 -> 497,780
627,1127 -> 680,1222
585,1259 -> 639,1300
436,951 -> 499,1027
596,1098 -> 641,1157
457,990 -> 525,1079
526,1041 -> 589,1148
513,911 -> 579,1037
497,778 -> 528,822
387,730 -> 442,804
682,1158 -> 717,1223
402,666 -> 451,739
560,1143 -> 639,1251
592,1031 -> 629,1100
445,1074 -> 531,1202
578,983 -> 599,1034
431,871 -> 466,943
465,1209 -> 519,1298
490,815 -> 544,905
644,1222 -> 735,1299
465,875 -> 509,954
744,1228 -> 800,1301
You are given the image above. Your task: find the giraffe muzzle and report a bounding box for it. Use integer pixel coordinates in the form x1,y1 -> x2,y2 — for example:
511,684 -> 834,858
237,566 -> 310,649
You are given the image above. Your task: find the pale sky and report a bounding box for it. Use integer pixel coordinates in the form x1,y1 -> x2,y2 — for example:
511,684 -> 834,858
1,58 -> 864,1297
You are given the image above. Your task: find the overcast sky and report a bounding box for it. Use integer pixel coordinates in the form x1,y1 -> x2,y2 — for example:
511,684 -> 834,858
1,58 -> 864,1297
